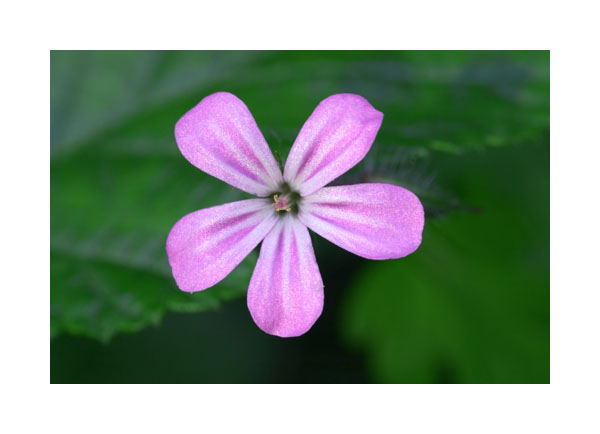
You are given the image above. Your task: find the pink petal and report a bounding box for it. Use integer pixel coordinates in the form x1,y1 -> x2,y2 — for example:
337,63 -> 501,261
166,199 -> 277,292
175,92 -> 283,196
283,94 -> 383,196
299,183 -> 424,260
247,216 -> 324,338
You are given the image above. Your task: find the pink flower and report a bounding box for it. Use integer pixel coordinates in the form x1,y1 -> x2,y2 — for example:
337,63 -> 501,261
167,92 -> 424,337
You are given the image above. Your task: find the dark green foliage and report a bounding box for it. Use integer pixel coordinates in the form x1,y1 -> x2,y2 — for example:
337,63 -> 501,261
51,51 -> 549,383
341,143 -> 549,383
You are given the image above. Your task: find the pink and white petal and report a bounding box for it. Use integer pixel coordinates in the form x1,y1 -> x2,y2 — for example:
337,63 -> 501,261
283,94 -> 383,196
299,183 -> 424,260
175,92 -> 283,196
166,199 -> 277,293
247,216 -> 324,338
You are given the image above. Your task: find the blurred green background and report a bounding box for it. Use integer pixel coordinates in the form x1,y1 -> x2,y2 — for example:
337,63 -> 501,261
50,51 -> 549,383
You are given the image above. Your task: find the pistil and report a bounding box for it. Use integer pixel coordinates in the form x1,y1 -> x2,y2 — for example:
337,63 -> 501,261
272,194 -> 291,212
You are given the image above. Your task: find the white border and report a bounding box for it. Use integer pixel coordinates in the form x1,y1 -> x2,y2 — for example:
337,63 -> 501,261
2,1 -> 599,433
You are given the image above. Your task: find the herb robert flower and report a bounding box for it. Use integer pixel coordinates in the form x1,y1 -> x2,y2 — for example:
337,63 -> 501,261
167,92 -> 424,337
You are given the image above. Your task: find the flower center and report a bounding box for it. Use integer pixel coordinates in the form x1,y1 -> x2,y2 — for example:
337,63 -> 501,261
272,194 -> 291,212
271,183 -> 301,215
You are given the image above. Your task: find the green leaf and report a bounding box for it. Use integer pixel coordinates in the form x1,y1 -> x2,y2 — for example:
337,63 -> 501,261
340,143 -> 550,383
50,51 -> 264,340
50,152 -> 257,341
51,51 -> 549,341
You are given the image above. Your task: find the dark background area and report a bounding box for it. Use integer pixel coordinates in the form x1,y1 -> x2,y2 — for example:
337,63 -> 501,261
51,51 -> 549,383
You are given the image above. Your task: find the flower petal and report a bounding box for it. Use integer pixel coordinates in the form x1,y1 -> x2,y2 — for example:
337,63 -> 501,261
175,92 -> 283,196
166,199 -> 277,292
299,183 -> 424,260
247,216 -> 324,337
283,94 -> 383,196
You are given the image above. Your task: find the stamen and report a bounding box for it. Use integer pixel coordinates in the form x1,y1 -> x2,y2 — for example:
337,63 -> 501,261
272,194 -> 291,212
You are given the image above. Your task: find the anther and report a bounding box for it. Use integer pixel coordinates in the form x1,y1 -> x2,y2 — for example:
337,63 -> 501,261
272,194 -> 291,212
